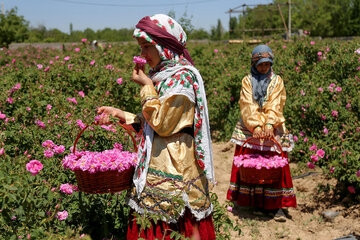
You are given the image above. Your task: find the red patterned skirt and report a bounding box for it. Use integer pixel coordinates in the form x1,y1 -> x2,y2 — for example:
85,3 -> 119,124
127,208 -> 216,240
227,145 -> 297,209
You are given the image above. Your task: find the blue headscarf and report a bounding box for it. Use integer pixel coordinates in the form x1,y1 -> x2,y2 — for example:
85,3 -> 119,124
250,45 -> 274,110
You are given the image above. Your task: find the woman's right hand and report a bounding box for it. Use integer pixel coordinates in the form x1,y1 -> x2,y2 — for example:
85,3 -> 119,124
132,64 -> 152,86
253,126 -> 263,139
96,106 -> 125,125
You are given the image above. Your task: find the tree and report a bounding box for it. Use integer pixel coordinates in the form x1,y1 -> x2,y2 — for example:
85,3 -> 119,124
189,29 -> 210,40
211,19 -> 224,40
0,7 -> 29,47
178,10 -> 195,36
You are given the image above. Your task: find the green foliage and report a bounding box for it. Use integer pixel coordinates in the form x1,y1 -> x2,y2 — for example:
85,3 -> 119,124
0,38 -> 360,238
233,0 -> 360,38
0,7 -> 29,47
211,193 -> 241,239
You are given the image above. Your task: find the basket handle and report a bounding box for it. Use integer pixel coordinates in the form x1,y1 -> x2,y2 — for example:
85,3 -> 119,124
73,121 -> 138,154
239,137 -> 284,158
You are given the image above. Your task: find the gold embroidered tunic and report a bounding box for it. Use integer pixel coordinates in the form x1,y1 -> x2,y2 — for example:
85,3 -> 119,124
125,84 -> 212,222
231,74 -> 294,152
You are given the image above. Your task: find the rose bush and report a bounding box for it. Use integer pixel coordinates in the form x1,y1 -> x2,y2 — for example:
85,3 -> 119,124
0,37 -> 359,238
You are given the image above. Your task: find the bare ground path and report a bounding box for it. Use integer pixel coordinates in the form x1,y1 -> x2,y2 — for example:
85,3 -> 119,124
211,142 -> 360,240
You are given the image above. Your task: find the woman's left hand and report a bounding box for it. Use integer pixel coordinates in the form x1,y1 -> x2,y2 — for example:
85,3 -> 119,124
264,125 -> 275,139
132,64 -> 152,86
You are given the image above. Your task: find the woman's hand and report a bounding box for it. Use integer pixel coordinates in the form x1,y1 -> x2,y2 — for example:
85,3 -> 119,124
264,124 -> 275,139
253,126 -> 263,139
132,64 -> 152,86
96,106 -> 125,125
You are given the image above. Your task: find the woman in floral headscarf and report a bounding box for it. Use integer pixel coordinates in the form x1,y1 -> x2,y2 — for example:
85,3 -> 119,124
97,14 -> 215,239
226,45 -> 296,222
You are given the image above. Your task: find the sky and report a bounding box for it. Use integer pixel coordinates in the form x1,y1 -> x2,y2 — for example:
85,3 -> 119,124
2,0 -> 273,34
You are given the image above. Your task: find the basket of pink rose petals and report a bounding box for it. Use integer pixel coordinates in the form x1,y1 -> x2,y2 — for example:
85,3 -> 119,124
234,137 -> 288,184
62,122 -> 138,194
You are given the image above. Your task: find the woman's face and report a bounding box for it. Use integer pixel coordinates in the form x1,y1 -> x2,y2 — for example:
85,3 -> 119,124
256,62 -> 271,74
136,37 -> 161,68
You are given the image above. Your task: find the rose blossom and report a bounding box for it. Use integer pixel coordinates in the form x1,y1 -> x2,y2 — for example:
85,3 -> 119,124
309,143 -> 317,151
323,128 -> 329,135
42,140 -> 54,148
116,78 -> 123,85
57,210 -> 68,221
133,56 -> 147,65
60,183 -> 74,194
316,149 -> 325,158
310,155 -> 319,162
26,160 -> 43,175
44,149 -> 54,158
307,162 -> 315,169
53,145 -> 65,154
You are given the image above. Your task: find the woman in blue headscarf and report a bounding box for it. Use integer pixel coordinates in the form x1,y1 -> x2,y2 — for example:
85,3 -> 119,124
226,45 -> 296,221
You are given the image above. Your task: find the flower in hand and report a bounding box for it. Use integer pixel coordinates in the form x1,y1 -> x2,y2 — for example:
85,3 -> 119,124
133,56 -> 147,65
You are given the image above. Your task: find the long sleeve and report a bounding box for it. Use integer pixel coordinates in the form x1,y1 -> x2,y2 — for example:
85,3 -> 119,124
263,76 -> 286,127
140,84 -> 194,137
239,76 -> 266,132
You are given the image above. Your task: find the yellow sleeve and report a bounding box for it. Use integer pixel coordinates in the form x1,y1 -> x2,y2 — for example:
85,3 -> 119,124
140,84 -> 194,137
239,76 -> 266,132
263,76 -> 286,127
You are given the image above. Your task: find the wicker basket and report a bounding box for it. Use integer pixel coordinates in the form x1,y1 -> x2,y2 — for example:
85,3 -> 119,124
239,137 -> 285,184
72,122 -> 138,194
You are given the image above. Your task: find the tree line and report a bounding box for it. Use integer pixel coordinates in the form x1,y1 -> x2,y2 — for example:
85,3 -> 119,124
1,0 -> 359,47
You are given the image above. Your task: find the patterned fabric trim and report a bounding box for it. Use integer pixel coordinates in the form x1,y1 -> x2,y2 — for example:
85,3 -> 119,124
148,167 -> 183,180
127,168 -> 213,223
235,185 -> 296,198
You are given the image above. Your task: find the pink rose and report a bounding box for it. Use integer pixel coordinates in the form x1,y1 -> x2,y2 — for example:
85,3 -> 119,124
44,149 -> 54,158
53,145 -> 65,154
57,210 -> 68,221
323,128 -> 328,135
309,143 -> 317,151
26,160 -> 43,175
227,206 -> 233,212
116,78 -> 123,85
316,149 -> 325,158
307,162 -> 315,169
133,56 -> 147,65
310,155 -> 319,162
60,183 -> 74,195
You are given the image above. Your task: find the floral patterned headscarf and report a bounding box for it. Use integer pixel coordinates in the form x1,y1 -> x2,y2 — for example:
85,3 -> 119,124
132,14 -> 214,197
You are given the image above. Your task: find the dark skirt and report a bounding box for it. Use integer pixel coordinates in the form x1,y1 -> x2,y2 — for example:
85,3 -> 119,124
227,145 -> 297,209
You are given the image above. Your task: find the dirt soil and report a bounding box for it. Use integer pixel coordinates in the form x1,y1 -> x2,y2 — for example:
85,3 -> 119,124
211,142 -> 360,240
